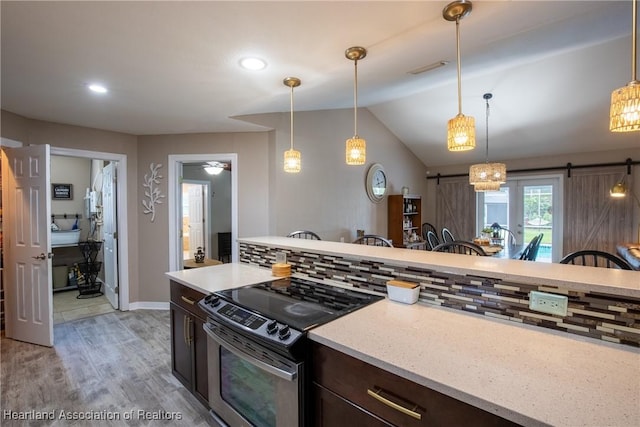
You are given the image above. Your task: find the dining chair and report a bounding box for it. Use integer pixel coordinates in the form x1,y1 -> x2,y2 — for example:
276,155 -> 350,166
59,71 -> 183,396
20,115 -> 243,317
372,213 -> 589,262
441,227 -> 455,243
432,241 -> 487,256
559,250 -> 632,270
287,230 -> 321,240
497,227 -> 517,246
421,223 -> 437,241
426,231 -> 440,251
352,234 -> 393,247
519,233 -> 543,261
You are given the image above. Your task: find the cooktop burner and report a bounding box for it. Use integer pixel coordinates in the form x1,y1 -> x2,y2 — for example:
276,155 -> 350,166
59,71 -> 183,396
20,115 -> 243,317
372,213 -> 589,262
214,277 -> 383,332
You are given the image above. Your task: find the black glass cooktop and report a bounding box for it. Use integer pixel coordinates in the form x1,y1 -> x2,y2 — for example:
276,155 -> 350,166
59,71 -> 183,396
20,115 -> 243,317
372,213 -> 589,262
214,277 -> 383,332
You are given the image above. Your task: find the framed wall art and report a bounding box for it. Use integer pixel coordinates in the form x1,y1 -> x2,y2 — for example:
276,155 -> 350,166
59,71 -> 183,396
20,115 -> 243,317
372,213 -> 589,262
52,183 -> 73,200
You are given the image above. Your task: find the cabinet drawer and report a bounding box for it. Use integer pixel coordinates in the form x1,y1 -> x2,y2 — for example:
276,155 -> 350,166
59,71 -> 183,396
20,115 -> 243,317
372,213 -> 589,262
312,343 -> 517,427
170,280 -> 207,319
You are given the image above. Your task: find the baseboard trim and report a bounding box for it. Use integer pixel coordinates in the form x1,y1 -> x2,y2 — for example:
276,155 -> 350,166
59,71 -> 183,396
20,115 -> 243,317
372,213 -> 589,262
128,302 -> 169,311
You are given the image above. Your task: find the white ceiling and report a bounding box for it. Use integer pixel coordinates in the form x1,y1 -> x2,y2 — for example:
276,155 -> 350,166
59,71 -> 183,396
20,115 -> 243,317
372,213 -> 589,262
1,1 -> 638,167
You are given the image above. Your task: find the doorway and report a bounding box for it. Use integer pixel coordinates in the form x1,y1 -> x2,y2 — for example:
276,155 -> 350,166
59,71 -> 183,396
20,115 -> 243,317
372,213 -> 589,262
50,154 -> 121,323
182,181 -> 210,260
476,174 -> 564,262
49,149 -> 129,325
168,154 -> 238,271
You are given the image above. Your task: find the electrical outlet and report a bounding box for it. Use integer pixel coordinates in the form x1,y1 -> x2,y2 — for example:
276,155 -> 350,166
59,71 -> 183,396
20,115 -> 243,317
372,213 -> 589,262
529,291 -> 568,316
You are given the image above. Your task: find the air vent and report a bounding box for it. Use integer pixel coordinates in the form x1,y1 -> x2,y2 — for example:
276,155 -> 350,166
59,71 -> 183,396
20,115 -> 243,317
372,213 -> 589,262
408,61 -> 449,75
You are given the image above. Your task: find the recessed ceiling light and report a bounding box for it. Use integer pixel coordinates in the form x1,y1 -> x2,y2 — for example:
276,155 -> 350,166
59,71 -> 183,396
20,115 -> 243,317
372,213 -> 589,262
239,57 -> 267,71
88,83 -> 108,94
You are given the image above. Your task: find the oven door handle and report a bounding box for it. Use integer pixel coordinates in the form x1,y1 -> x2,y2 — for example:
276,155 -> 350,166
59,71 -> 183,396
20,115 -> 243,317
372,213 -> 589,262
203,323 -> 297,382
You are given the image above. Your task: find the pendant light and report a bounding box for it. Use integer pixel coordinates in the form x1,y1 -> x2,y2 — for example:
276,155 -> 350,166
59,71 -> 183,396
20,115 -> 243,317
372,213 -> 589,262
610,162 -> 640,206
443,0 -> 475,151
283,77 -> 302,173
610,0 -> 640,132
345,46 -> 367,165
469,93 -> 506,192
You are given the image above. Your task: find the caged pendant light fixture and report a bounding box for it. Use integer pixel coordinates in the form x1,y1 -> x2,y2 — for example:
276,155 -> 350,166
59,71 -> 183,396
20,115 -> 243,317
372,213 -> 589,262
469,93 -> 506,192
443,0 -> 475,151
345,46 -> 367,165
283,77 -> 302,173
610,0 -> 640,132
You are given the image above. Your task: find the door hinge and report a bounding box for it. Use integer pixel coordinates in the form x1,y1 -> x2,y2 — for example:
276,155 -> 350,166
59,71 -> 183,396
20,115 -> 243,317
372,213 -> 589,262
114,286 -> 119,293
113,231 -> 118,239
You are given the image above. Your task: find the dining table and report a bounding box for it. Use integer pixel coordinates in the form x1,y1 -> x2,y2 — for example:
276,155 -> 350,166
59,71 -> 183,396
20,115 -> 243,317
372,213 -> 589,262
488,243 -> 526,260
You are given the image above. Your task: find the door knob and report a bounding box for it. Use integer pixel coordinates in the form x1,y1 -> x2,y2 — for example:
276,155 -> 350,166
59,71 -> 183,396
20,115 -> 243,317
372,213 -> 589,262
32,253 -> 46,260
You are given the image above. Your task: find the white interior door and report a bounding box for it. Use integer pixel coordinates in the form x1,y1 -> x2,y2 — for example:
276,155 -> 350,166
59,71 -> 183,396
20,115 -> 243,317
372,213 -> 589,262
186,183 -> 205,255
102,162 -> 118,309
2,144 -> 53,347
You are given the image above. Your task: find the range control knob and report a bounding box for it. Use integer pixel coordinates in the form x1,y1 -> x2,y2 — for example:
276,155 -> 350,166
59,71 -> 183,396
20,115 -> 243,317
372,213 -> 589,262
207,296 -> 220,307
266,320 -> 278,335
278,325 -> 291,340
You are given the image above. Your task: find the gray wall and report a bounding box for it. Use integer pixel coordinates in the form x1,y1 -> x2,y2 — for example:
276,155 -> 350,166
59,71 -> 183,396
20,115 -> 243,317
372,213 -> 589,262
4,107 -> 635,305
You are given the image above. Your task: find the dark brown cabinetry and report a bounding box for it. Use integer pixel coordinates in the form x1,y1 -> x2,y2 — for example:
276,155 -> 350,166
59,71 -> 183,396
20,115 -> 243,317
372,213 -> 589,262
170,280 -> 208,407
312,342 -> 517,427
387,194 -> 423,249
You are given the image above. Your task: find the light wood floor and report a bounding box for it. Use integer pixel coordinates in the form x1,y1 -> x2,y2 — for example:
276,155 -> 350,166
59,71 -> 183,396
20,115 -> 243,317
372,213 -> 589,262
1,310 -> 214,426
53,290 -> 115,324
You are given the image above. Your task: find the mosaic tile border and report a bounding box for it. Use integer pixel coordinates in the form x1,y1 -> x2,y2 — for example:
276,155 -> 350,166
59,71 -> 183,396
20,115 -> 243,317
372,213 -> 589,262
240,243 -> 640,347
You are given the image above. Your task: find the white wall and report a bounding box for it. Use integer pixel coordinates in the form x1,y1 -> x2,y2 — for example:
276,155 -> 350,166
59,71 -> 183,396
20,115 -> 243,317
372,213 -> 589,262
51,156 -> 92,240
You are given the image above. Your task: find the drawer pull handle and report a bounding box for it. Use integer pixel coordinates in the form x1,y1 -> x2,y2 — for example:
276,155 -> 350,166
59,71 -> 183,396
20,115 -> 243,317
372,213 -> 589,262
181,296 -> 196,305
367,388 -> 422,420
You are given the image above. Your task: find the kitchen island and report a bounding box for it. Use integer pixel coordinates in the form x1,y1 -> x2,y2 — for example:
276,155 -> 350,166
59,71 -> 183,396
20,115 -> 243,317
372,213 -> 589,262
309,298 -> 639,427
166,238 -> 639,426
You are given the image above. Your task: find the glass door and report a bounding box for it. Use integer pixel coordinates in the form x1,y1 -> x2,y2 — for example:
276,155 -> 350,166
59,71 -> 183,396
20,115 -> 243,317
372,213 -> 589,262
477,174 -> 563,262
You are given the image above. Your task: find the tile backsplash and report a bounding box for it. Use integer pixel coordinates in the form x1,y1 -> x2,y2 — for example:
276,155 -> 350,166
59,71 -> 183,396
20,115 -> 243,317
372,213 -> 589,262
240,242 -> 640,347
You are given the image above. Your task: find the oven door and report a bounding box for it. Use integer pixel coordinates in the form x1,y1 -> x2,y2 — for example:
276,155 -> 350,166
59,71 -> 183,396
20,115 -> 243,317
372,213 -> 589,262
204,321 -> 304,427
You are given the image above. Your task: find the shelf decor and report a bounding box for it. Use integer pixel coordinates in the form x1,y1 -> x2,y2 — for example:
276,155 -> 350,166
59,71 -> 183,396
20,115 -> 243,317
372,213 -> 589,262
142,163 -> 165,222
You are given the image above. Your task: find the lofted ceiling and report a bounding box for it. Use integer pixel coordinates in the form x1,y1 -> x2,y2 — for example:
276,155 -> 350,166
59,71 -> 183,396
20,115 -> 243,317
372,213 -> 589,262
1,1 -> 638,167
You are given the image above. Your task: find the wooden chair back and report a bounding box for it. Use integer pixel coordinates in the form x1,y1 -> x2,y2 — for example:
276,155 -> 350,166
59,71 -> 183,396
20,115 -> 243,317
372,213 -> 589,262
559,250 -> 632,269
352,234 -> 393,247
432,241 -> 487,256
287,230 -> 321,240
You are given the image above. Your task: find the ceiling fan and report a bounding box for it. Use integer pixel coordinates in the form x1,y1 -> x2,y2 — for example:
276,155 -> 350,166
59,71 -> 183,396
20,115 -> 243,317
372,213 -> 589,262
203,161 -> 230,175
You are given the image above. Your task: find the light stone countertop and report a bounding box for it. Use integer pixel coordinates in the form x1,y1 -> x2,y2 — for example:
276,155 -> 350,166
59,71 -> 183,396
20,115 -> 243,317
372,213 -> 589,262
166,262 -> 640,426
240,236 -> 640,297
165,262 -> 277,295
309,300 -> 640,427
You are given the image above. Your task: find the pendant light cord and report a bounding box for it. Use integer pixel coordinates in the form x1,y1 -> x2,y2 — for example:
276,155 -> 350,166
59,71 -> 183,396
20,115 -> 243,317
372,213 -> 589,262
632,0 -> 637,82
289,84 -> 294,150
353,59 -> 359,136
485,95 -> 490,163
456,18 -> 463,115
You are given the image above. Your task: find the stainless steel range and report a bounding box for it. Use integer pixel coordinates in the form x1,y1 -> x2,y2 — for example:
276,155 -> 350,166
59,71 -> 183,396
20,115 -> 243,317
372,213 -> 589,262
198,276 -> 383,427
